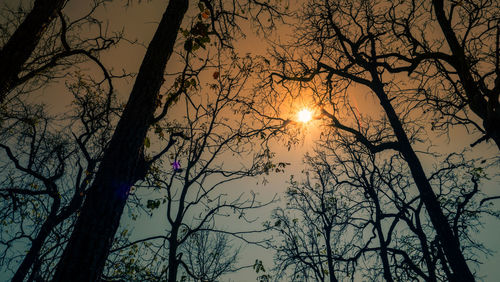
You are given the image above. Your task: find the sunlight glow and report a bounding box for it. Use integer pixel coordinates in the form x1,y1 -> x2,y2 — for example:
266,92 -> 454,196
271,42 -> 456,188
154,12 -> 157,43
297,109 -> 313,123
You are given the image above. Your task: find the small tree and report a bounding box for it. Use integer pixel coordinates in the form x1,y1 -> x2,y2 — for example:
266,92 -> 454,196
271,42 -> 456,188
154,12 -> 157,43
180,231 -> 240,281
267,171 -> 361,281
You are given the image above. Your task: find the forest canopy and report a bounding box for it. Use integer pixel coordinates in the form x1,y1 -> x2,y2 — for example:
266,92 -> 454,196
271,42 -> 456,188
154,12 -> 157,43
0,0 -> 499,281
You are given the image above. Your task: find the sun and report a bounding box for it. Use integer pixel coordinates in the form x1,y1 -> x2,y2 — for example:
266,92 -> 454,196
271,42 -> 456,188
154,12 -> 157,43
297,108 -> 313,123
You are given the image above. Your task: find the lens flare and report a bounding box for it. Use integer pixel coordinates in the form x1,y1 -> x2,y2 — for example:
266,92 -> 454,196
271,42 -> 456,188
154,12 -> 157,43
297,109 -> 313,123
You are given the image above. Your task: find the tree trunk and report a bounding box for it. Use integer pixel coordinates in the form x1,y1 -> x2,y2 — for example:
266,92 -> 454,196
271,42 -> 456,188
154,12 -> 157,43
370,194 -> 393,282
12,188 -> 84,281
12,216 -> 56,282
412,204 -> 438,282
52,0 -> 189,280
0,0 -> 66,104
372,81 -> 475,281
324,230 -> 339,282
167,229 -> 180,281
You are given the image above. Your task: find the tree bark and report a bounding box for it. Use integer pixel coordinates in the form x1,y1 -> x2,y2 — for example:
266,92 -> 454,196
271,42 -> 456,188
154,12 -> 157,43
52,0 -> 189,280
371,80 -> 475,281
0,0 -> 66,104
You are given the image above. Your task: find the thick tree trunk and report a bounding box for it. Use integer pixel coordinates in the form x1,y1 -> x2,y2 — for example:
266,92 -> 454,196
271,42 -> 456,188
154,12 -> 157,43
0,0 -> 66,104
372,81 -> 475,281
52,0 -> 189,280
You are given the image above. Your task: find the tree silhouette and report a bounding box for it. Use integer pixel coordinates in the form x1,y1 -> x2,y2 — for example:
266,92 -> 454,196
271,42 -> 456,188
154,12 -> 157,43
0,2 -> 126,278
51,0 -> 190,279
0,0 -> 122,105
0,0 -> 66,104
391,0 -> 500,149
2,0 -> 497,281
1,0 -> 287,279
179,231 -> 241,281
267,136 -> 495,281
101,52 -> 279,281
0,74 -> 119,281
50,0 -> 286,280
262,0 -> 498,280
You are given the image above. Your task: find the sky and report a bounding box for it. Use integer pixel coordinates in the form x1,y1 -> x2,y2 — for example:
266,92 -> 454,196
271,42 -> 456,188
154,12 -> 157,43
1,0 -> 499,281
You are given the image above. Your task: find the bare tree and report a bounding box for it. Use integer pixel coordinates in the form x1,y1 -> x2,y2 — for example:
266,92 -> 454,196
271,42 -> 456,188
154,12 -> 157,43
0,74 -> 119,281
266,171 -> 361,281
0,0 -> 66,103
50,0 -> 287,279
267,132 -> 496,281
180,231 -> 241,281
0,0 -> 287,280
101,52 -> 280,281
261,0 -> 498,280
50,0 -> 190,279
385,0 -> 500,149
0,0 -> 123,105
